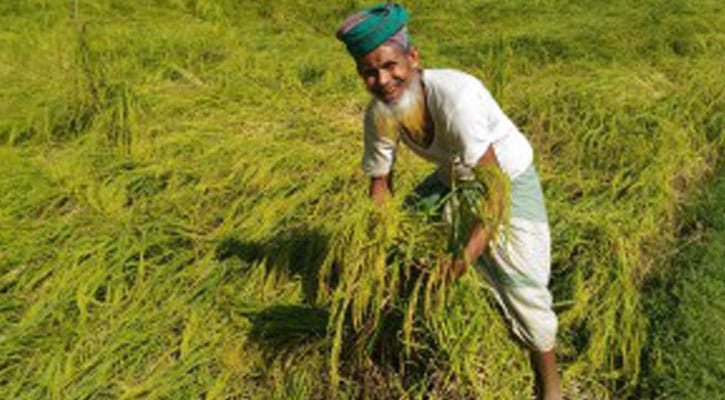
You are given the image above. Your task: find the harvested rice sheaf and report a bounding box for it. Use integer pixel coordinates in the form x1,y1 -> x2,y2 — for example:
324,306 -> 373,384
318,165 -> 517,397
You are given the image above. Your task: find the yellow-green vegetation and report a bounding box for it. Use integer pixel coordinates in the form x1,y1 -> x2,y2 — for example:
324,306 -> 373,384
1,1 -> 723,399
641,167 -> 725,398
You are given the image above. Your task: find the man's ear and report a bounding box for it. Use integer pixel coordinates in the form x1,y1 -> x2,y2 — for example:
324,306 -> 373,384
407,46 -> 420,68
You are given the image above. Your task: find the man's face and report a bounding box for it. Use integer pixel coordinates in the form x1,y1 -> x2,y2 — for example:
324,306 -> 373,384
356,44 -> 420,104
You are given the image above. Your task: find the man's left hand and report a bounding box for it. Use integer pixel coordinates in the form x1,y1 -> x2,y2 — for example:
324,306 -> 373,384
439,257 -> 468,281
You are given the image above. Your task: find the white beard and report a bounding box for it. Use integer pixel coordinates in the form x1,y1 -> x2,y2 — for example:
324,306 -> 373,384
369,73 -> 426,143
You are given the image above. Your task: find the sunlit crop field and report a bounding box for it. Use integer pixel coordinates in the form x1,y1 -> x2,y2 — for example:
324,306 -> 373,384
1,1 -> 723,399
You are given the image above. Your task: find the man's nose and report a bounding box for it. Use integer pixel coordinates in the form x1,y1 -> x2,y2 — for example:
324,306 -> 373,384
377,69 -> 393,86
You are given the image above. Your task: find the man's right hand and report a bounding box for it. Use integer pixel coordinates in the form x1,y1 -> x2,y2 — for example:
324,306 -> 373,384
369,175 -> 391,205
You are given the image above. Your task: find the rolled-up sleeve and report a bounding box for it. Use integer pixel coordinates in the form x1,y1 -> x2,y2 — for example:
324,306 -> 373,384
362,110 -> 397,177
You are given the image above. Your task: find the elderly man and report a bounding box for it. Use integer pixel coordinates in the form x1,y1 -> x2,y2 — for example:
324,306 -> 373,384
336,3 -> 562,400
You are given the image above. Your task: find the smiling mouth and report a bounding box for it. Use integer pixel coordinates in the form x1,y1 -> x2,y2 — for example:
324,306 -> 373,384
381,88 -> 399,102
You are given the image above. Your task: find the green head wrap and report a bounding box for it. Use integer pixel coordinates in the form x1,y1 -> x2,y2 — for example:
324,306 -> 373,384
336,3 -> 410,58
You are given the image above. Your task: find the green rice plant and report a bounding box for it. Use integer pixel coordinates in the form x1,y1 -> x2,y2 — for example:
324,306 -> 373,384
0,0 -> 723,398
641,166 -> 725,398
314,166 -> 520,398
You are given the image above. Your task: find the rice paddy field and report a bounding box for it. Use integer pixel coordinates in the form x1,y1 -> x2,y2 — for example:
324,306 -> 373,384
640,165 -> 725,399
1,0 -> 724,399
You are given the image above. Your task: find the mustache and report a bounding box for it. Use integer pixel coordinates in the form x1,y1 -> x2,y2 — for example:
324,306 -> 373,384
372,77 -> 405,92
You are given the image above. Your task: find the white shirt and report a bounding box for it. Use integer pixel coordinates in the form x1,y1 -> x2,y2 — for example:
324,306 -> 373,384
362,69 -> 533,186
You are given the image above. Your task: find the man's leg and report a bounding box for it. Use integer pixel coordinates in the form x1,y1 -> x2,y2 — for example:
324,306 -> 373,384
531,349 -> 563,400
478,225 -> 561,399
488,165 -> 561,399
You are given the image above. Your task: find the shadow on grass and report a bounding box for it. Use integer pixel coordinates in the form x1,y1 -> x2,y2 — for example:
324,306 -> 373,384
242,305 -> 328,350
216,228 -> 333,364
215,228 -> 439,394
215,228 -> 330,304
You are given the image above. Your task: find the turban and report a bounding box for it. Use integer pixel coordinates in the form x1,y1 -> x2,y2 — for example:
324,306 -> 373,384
336,3 -> 410,58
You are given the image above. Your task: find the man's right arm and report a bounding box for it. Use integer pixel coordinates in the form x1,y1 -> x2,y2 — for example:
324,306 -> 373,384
362,107 -> 396,204
369,174 -> 391,205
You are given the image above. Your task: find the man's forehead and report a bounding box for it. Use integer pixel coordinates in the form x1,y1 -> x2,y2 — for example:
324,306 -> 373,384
356,44 -> 407,69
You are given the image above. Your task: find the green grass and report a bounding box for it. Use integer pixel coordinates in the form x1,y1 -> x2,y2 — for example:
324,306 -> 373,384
641,169 -> 725,398
0,0 -> 724,398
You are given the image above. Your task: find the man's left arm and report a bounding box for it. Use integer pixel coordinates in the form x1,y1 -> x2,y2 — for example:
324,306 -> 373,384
446,145 -> 506,279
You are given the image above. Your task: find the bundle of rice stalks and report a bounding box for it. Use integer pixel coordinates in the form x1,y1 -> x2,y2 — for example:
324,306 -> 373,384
317,165 -> 515,398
